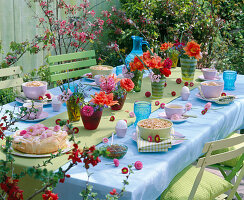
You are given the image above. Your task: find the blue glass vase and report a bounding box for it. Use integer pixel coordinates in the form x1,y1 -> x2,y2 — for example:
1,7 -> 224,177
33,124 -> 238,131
125,36 -> 149,67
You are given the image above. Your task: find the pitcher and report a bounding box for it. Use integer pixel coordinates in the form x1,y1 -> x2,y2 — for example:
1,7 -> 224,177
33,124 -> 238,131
125,36 -> 149,67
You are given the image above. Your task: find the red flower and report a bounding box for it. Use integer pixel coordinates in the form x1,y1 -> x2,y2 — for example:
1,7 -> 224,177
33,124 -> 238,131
147,136 -> 153,142
184,82 -> 189,86
45,93 -> 52,99
129,56 -> 146,71
155,135 -> 161,143
55,119 -> 61,125
120,78 -> 134,92
159,67 -> 171,77
122,167 -> 129,174
110,116 -> 115,121
42,190 -> 58,200
155,101 -> 160,106
66,120 -> 70,124
145,91 -> 151,97
221,92 -> 226,96
164,82 -> 167,87
39,96 -> 43,100
160,103 -> 165,109
171,91 -> 176,96
67,143 -> 82,164
110,188 -> 118,195
91,91 -> 118,106
190,82 -> 194,87
134,161 -> 143,170
72,127 -> 79,134
176,78 -> 182,84
201,110 -> 206,115
160,42 -> 173,51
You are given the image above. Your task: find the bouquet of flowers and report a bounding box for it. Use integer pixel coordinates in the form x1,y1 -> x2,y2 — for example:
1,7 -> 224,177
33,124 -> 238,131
99,74 -> 134,110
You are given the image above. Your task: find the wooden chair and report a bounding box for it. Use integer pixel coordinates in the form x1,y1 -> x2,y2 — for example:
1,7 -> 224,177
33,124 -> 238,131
0,66 -> 23,94
160,134 -> 244,200
47,50 -> 96,86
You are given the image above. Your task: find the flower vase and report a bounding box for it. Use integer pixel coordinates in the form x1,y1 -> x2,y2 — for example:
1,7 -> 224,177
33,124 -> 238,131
66,99 -> 80,122
151,78 -> 166,99
131,70 -> 143,92
80,109 -> 103,130
180,58 -> 197,82
111,93 -> 127,110
169,51 -> 179,68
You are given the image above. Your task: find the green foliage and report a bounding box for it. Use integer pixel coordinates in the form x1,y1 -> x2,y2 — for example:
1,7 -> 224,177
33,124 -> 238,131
0,88 -> 16,106
23,65 -> 51,83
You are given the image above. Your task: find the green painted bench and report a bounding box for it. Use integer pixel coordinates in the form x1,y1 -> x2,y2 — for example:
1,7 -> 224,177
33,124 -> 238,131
47,50 -> 96,86
0,66 -> 23,94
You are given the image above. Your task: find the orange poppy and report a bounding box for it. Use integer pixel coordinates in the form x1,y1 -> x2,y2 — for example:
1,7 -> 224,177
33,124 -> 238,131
160,42 -> 173,52
120,78 -> 134,92
183,41 -> 202,60
129,56 -> 146,71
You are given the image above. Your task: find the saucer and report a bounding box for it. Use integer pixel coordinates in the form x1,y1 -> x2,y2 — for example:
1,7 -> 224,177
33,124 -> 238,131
15,91 -> 53,105
158,112 -> 188,123
82,73 -> 95,81
198,75 -> 220,81
195,93 -> 236,104
20,111 -> 49,122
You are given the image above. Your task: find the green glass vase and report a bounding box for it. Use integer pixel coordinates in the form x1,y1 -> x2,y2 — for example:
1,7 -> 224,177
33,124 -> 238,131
131,70 -> 143,92
66,98 -> 80,122
180,58 -> 197,82
151,78 -> 166,99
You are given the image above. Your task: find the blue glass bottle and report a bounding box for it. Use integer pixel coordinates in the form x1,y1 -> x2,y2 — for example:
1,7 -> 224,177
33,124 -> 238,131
125,36 -> 149,67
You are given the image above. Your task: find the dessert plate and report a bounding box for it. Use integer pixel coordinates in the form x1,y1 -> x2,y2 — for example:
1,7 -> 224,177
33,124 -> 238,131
15,91 -> 53,105
198,75 -> 220,81
20,111 -> 49,122
158,112 -> 188,123
132,130 -> 185,146
82,73 -> 95,81
195,93 -> 236,104
7,140 -> 72,158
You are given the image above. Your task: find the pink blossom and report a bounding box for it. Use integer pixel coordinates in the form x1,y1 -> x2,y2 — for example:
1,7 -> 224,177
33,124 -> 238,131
54,125 -> 61,132
20,130 -> 27,136
82,105 -> 94,117
31,130 -> 39,136
204,102 -> 212,110
34,123 -> 45,129
89,10 -> 96,17
26,126 -> 36,133
103,137 -> 109,143
23,134 -> 31,139
39,18 -> 45,23
185,103 -> 192,111
129,112 -> 135,118
149,72 -> 161,82
45,130 -> 53,137
171,114 -> 181,121
134,161 -> 143,170
106,19 -> 113,25
40,133 -> 47,139
44,127 -> 49,130
113,159 -> 119,167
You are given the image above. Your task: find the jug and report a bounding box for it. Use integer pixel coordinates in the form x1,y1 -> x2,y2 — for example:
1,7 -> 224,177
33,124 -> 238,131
125,36 -> 149,67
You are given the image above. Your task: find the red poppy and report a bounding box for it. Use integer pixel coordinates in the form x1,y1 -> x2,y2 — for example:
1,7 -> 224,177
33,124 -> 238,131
122,167 -> 129,174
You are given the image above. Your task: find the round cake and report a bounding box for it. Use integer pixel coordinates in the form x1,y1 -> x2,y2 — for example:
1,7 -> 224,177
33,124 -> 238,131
12,124 -> 68,154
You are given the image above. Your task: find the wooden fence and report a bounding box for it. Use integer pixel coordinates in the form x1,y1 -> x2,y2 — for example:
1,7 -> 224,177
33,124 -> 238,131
0,0 -> 120,73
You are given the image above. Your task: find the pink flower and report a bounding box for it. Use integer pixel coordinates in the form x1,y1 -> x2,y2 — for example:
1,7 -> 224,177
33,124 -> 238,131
40,133 -> 47,139
44,127 -> 49,130
113,159 -> 119,167
185,103 -> 192,111
45,130 -> 53,137
20,130 -> 27,136
23,134 -> 31,139
26,126 -> 36,133
103,138 -> 109,143
204,102 -> 212,110
129,112 -> 135,118
171,114 -> 181,121
160,103 -> 165,109
147,136 -> 153,142
134,161 -> 143,170
53,125 -> 61,132
82,105 -> 94,117
89,10 -> 96,17
34,123 -> 45,129
31,131 -> 39,136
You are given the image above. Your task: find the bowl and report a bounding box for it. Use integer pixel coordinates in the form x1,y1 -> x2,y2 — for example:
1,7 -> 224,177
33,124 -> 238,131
22,81 -> 47,100
90,65 -> 113,77
99,144 -> 128,159
201,68 -> 217,80
200,81 -> 224,98
137,118 -> 173,141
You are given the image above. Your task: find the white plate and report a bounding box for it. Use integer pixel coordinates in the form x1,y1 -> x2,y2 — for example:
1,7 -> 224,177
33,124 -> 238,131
198,75 -> 220,81
158,112 -> 188,123
15,91 -> 53,105
9,140 -> 72,158
20,111 -> 49,122
132,130 -> 185,146
195,93 -> 236,105
82,73 -> 95,81
83,82 -> 100,90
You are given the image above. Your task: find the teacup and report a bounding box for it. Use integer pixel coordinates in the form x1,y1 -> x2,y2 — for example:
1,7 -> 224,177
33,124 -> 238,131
22,102 -> 43,119
165,104 -> 185,119
201,68 -> 218,80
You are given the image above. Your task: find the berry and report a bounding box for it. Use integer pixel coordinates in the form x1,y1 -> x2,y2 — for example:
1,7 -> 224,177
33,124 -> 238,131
110,116 -> 115,121
184,82 -> 189,86
221,92 -> 226,96
39,96 -> 43,100
171,91 -> 176,96
190,82 -> 194,87
145,91 -> 151,97
155,101 -> 160,106
176,78 -> 182,84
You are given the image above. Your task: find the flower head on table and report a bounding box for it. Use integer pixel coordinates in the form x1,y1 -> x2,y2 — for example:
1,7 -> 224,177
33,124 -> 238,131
134,161 -> 143,170
185,103 -> 192,111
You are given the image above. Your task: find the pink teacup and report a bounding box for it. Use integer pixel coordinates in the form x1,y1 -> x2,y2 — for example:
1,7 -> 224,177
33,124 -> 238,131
22,81 -> 47,100
201,68 -> 218,80
165,104 -> 186,119
22,102 -> 43,120
200,81 -> 224,98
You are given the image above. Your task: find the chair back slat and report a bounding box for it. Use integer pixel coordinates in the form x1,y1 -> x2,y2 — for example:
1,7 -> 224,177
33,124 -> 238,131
197,146 -> 244,168
49,59 -> 96,73
50,68 -> 90,82
48,50 -> 95,64
0,66 -> 22,78
202,135 -> 244,153
0,78 -> 23,90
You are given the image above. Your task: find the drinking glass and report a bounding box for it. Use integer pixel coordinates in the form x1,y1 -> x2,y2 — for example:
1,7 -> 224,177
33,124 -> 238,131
116,65 -> 124,76
223,70 -> 237,90
134,101 -> 151,126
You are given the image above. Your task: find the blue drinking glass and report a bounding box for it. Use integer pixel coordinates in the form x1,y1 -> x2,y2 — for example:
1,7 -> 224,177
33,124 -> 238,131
223,70 -> 237,90
134,101 -> 151,126
116,65 -> 124,76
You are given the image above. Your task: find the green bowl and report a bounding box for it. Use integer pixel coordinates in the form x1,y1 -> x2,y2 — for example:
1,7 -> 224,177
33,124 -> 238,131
99,144 -> 128,159
137,118 -> 173,141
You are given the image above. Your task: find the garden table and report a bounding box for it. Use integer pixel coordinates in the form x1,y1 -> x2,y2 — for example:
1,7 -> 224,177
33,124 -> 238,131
1,68 -> 244,200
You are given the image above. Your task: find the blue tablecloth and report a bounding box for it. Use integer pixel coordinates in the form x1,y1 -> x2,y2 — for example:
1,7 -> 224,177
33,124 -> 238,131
51,75 -> 244,200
